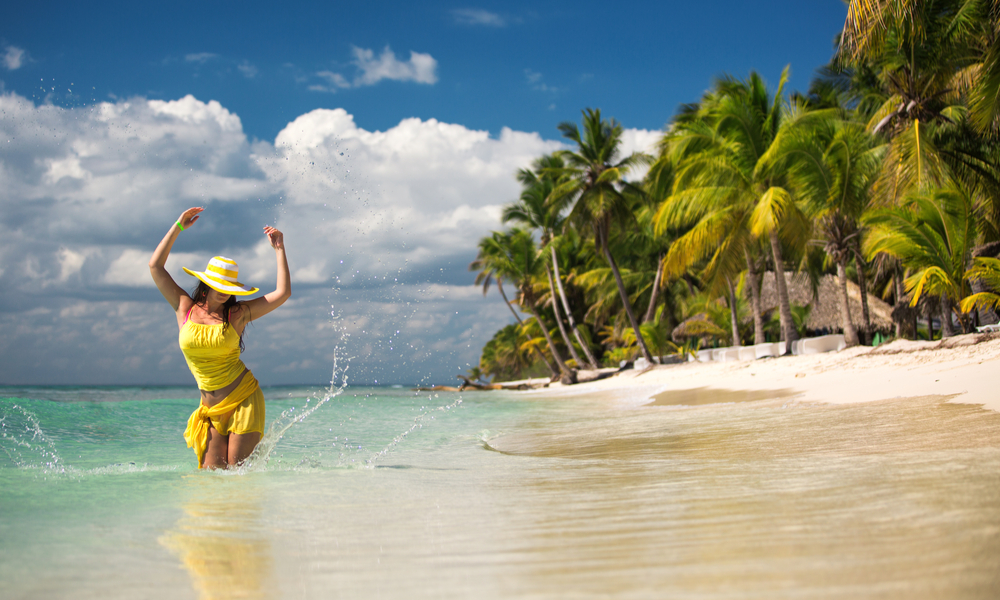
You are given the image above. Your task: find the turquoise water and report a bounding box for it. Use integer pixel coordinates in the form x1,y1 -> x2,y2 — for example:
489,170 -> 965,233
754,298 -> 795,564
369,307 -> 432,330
2,383 -> 999,599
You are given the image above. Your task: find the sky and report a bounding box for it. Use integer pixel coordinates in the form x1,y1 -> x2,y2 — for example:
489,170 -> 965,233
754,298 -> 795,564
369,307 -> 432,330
0,1 -> 848,386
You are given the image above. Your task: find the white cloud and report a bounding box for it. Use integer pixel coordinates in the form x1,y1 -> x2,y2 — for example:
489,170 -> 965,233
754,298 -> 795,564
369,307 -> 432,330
313,46 -> 438,92
185,52 -> 218,64
451,8 -> 506,27
58,247 -> 86,281
352,46 -> 438,86
0,90 -> 660,385
315,70 -> 351,92
3,45 -> 26,70
525,69 -> 557,93
619,128 -> 660,181
619,127 -> 660,157
238,60 -> 258,78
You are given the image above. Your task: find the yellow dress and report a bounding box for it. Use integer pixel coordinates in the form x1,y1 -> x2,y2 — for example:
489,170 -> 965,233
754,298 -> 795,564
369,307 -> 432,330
179,315 -> 266,467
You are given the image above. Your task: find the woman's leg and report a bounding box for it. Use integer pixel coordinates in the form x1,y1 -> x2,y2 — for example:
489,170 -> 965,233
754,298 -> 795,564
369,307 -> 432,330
202,425 -> 229,469
228,432 -> 262,466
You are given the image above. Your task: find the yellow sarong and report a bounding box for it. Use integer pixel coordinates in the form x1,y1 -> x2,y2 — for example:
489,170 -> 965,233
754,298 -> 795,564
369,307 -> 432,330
183,371 -> 266,468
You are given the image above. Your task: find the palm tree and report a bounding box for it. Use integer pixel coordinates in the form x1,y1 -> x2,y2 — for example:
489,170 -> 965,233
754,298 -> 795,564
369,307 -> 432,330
478,228 -> 576,380
551,108 -> 655,363
840,0 -> 1000,133
961,256 -> 1000,314
656,69 -> 811,349
503,154 -> 599,369
654,117 -> 761,345
864,185 -> 978,335
470,232 -> 528,325
470,231 -> 558,377
839,0 -> 993,206
480,324 -> 537,382
778,114 -> 885,346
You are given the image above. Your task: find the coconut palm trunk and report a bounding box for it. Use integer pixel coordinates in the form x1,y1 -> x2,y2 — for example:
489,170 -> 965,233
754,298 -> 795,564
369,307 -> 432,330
543,263 -> 584,367
853,252 -> 872,344
551,246 -> 599,368
499,278 -> 556,374
836,260 -> 859,346
940,294 -> 955,338
893,268 -> 905,339
726,276 -> 741,347
745,250 -> 766,344
598,222 -> 655,364
893,268 -> 917,339
643,253 -> 665,324
769,230 -> 799,350
527,306 -> 575,383
926,300 -> 936,341
495,278 -> 523,325
498,271 -> 558,377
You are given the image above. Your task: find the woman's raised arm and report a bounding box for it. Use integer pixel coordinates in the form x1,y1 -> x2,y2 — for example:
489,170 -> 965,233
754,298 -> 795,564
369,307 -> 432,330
149,207 -> 203,311
239,226 -> 291,323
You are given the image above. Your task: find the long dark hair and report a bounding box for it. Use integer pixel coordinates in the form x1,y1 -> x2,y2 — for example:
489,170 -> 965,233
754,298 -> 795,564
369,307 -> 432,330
191,282 -> 250,352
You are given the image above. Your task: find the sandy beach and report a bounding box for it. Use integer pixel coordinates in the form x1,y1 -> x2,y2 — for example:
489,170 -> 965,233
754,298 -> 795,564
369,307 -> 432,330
530,333 -> 1000,413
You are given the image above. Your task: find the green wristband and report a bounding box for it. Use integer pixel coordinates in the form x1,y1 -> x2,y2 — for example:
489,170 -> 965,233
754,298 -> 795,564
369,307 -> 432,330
175,220 -> 185,231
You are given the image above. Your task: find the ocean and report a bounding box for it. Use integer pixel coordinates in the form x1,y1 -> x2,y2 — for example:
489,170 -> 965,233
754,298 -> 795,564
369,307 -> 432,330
2,382 -> 999,599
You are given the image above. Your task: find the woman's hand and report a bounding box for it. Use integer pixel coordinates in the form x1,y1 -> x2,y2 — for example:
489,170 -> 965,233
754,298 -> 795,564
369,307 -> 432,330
152,206 -> 203,312
241,225 -> 291,323
179,207 -> 204,229
264,226 -> 284,250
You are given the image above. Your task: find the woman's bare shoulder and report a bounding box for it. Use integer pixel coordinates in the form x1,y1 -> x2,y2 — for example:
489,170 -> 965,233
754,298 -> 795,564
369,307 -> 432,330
231,302 -> 250,324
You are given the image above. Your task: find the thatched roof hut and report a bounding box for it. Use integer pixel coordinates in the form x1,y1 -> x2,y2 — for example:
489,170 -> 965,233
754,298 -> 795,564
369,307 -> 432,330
757,272 -> 893,331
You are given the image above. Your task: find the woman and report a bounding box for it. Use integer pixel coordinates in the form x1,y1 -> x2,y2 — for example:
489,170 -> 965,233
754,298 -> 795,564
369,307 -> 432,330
149,206 -> 291,469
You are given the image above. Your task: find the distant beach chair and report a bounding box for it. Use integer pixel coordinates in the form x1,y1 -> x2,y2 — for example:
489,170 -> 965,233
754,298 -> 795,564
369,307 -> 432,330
799,334 -> 847,355
754,343 -> 780,359
976,323 -> 1000,333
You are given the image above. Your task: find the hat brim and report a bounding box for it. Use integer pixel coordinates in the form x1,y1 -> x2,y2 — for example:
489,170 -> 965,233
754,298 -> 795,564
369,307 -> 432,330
183,267 -> 259,296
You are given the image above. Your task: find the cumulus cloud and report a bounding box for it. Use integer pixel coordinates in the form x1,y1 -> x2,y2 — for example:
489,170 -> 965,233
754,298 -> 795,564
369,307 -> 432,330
353,46 -> 438,85
1,91 -> 614,385
3,45 -> 26,70
451,8 -> 507,27
312,46 -> 438,92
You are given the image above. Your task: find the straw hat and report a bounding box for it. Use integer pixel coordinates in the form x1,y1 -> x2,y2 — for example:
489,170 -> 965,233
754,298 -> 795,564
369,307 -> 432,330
183,256 -> 259,296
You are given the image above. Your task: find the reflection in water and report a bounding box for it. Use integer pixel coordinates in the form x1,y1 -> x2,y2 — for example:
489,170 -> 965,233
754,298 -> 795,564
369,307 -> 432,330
160,477 -> 273,600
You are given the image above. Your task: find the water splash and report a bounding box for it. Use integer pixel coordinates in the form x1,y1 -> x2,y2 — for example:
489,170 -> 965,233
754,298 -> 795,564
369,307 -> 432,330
365,395 -> 464,467
235,350 -> 349,473
0,403 -> 66,473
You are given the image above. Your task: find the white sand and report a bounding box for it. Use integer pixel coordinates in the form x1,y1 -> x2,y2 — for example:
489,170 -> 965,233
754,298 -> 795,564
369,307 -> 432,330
531,333 -> 1000,413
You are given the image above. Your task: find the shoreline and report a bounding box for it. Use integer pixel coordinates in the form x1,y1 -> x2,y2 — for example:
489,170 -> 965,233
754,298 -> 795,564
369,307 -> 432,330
516,333 -> 1000,413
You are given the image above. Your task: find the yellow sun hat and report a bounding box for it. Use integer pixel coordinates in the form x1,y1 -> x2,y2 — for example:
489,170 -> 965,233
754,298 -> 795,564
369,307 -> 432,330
183,256 -> 259,296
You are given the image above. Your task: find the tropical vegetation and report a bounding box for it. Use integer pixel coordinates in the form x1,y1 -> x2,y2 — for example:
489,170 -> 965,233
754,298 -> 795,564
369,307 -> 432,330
470,1 -> 1000,382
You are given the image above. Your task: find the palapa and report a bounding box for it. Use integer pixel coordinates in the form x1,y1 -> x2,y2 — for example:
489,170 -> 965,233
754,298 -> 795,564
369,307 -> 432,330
756,272 -> 893,331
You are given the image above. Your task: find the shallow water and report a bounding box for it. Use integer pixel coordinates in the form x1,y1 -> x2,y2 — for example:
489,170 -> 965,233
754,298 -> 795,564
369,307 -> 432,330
1,384 -> 998,599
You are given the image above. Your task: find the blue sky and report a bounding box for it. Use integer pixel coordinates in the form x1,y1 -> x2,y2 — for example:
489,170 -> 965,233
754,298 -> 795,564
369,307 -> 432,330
5,1 -> 846,140
0,2 -> 848,386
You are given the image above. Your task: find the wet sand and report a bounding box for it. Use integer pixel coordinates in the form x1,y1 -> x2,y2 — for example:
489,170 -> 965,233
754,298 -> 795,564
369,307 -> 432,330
483,334 -> 1000,598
